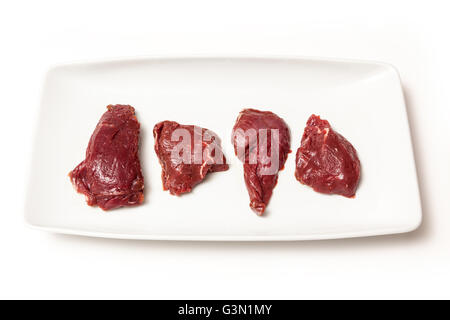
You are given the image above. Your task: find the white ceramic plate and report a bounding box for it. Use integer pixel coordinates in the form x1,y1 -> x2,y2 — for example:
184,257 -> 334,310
25,56 -> 422,240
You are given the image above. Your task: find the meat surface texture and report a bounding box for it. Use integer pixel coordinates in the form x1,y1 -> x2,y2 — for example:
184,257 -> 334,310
295,115 -> 360,197
232,108 -> 291,215
69,105 -> 144,210
153,121 -> 229,195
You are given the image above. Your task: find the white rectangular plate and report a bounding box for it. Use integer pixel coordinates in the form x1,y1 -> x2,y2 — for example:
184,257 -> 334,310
25,56 -> 422,240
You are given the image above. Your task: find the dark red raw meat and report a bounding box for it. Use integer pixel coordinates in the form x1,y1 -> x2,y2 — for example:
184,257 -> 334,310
232,108 -> 291,215
69,105 -> 144,210
153,121 -> 229,195
295,115 -> 360,197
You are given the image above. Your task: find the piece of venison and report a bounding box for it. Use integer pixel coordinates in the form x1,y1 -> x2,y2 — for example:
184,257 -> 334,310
69,105 -> 144,210
232,108 -> 291,215
153,121 -> 229,195
295,115 -> 360,197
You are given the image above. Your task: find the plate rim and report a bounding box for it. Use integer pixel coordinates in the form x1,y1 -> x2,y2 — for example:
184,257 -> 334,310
25,218 -> 422,241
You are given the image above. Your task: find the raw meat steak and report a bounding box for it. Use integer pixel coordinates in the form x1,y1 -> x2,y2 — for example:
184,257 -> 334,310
295,115 -> 360,197
232,109 -> 291,215
69,105 -> 144,210
153,121 -> 229,195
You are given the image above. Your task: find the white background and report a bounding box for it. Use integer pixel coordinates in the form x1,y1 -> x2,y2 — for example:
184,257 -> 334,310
1,0 -> 449,299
